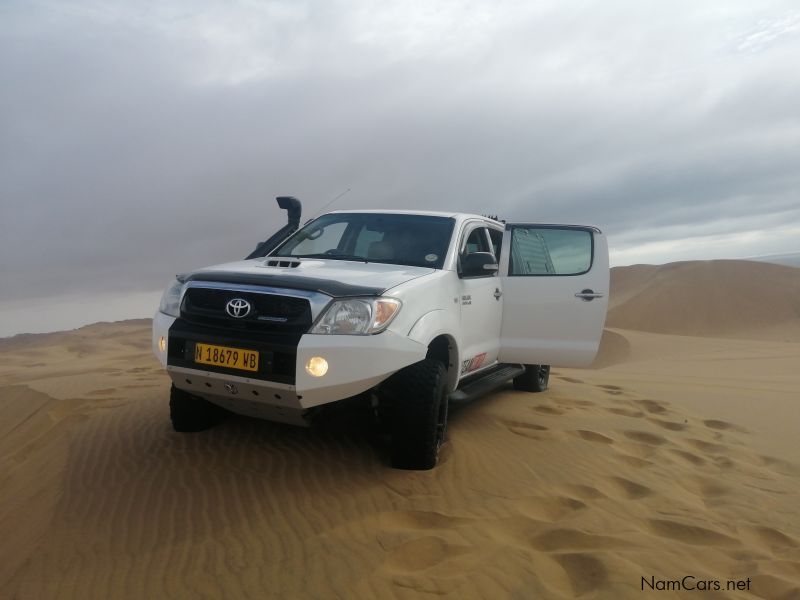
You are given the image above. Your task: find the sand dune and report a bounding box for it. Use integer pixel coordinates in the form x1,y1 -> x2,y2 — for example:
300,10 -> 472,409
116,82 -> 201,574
607,260 -> 800,340
2,261 -> 799,598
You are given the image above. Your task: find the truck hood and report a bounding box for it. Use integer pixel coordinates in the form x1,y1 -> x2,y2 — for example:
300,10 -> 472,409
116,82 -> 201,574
182,258 -> 436,298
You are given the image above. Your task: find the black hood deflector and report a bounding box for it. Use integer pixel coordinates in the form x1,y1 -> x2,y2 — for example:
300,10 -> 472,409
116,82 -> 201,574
183,271 -> 385,298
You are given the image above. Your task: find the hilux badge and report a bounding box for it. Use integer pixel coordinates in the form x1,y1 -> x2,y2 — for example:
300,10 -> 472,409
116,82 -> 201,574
226,298 -> 251,318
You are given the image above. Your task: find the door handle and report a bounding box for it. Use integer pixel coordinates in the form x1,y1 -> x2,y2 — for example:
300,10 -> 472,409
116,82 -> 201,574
575,289 -> 604,301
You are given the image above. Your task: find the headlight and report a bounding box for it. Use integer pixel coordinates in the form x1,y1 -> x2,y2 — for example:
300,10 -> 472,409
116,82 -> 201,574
159,279 -> 185,317
310,297 -> 401,335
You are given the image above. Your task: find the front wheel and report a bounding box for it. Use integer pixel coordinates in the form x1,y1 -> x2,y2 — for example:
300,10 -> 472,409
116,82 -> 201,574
513,364 -> 550,392
387,359 -> 449,470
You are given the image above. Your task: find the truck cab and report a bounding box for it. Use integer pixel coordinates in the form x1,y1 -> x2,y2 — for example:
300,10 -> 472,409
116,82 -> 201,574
153,200 -> 609,469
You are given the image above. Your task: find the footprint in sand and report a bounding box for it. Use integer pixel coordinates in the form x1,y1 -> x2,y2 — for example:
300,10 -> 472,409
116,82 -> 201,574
531,405 -> 566,415
606,407 -> 646,418
760,456 -> 800,476
693,478 -> 730,498
686,439 -> 728,455
528,528 -> 625,552
606,476 -> 652,499
704,419 -> 748,433
615,454 -> 653,468
647,418 -> 688,432
713,456 -> 736,469
647,519 -> 737,546
515,496 -> 587,522
501,419 -> 548,432
561,484 -> 607,500
743,526 -> 799,551
623,431 -> 668,446
556,398 -> 595,409
597,384 -> 625,396
555,554 -> 609,596
636,399 -> 668,414
572,430 -> 614,445
501,419 -> 550,440
668,448 -> 707,466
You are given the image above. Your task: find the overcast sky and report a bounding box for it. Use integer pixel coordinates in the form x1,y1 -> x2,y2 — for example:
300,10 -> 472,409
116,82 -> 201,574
1,1 -> 799,336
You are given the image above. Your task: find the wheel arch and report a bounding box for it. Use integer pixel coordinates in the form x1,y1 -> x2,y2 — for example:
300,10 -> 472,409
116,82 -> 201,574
425,334 -> 459,392
407,309 -> 462,392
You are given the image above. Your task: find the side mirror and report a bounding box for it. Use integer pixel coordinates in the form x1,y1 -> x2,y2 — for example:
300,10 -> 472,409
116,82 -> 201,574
460,252 -> 499,277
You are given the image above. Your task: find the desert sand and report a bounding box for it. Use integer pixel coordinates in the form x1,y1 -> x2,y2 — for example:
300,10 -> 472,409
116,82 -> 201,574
1,260 -> 799,599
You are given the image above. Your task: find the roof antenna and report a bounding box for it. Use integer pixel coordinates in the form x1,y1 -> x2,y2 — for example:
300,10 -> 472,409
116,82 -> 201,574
306,188 -> 351,222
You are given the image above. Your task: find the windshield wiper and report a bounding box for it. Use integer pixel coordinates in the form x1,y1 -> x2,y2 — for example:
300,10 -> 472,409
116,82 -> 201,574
293,253 -> 369,263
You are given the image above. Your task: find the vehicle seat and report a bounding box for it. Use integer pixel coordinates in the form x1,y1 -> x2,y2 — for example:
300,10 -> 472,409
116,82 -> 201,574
367,240 -> 394,260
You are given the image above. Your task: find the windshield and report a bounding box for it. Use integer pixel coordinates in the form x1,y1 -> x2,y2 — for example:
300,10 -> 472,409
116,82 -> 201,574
272,213 -> 455,269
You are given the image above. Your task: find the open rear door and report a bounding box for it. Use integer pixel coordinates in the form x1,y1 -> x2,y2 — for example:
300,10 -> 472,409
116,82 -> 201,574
498,224 -> 609,367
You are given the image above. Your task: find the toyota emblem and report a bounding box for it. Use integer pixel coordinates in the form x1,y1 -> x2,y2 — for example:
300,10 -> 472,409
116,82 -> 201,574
226,298 -> 251,318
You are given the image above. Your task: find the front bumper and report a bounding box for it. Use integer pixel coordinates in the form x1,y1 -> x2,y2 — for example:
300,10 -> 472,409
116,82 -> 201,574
152,311 -> 427,421
294,331 -> 427,406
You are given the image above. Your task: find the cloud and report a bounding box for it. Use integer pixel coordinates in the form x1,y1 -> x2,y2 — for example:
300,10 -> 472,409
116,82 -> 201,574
1,0 -> 799,323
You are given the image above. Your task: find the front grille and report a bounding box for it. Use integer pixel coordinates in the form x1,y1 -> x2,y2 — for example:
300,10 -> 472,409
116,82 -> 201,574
167,319 -> 298,384
181,287 -> 312,333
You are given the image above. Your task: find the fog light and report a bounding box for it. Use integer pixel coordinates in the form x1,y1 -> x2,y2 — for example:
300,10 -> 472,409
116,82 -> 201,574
305,356 -> 328,377
158,336 -> 166,352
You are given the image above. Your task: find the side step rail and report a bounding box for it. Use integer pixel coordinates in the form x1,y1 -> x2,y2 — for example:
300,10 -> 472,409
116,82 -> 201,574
449,364 -> 526,404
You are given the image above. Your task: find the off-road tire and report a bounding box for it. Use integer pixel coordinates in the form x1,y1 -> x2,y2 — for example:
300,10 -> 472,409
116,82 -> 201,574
388,359 -> 449,470
169,385 -> 228,432
513,364 -> 550,392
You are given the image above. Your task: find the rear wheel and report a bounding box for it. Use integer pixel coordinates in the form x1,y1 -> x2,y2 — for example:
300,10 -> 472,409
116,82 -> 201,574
387,359 -> 449,470
169,385 -> 228,432
513,364 -> 550,392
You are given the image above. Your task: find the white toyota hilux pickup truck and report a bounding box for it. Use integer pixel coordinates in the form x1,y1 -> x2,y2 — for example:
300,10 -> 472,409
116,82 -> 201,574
153,197 -> 609,469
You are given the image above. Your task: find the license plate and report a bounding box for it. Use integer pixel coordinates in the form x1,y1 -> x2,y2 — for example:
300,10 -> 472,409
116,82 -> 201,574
194,343 -> 259,372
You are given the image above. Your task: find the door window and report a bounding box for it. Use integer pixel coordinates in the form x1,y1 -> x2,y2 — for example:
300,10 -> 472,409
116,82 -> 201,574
458,226 -> 496,279
462,227 -> 491,255
509,227 -> 592,276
